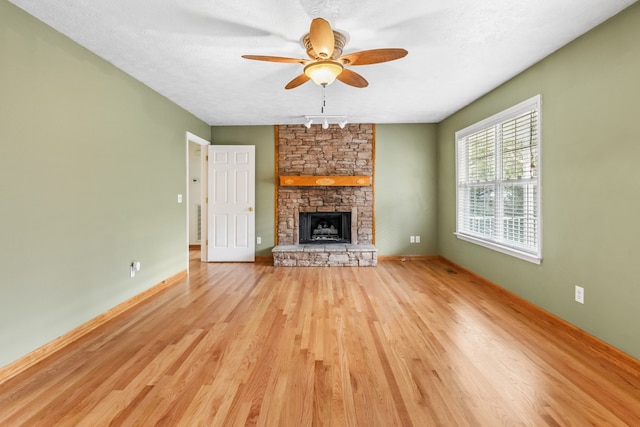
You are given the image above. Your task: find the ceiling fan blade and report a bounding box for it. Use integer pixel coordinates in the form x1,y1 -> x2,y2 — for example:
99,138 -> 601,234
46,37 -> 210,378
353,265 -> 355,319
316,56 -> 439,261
336,69 -> 368,88
309,18 -> 335,59
285,74 -> 311,89
242,55 -> 307,64
339,48 -> 408,66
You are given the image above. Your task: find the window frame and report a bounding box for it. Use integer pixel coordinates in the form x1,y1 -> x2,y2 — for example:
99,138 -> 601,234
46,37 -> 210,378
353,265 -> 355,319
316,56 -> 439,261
455,94 -> 542,264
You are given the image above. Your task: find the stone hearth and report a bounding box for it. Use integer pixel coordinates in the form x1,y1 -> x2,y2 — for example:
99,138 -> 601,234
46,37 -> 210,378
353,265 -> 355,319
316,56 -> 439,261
272,244 -> 377,267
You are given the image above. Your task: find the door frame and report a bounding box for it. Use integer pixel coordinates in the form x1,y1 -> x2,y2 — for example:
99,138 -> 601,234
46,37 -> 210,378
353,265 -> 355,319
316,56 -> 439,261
185,131 -> 210,269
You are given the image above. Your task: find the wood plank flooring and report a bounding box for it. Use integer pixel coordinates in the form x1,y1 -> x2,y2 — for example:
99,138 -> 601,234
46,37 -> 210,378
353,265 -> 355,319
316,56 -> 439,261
1,252 -> 639,426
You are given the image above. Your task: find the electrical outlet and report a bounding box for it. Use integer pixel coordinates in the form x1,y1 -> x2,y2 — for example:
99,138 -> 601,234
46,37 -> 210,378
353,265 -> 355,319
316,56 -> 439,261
415,236 -> 421,243
575,286 -> 584,304
410,236 -> 415,243
256,237 -> 262,244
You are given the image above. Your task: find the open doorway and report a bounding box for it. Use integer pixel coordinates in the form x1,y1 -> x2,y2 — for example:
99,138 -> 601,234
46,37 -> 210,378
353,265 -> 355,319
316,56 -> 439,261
185,132 -> 209,268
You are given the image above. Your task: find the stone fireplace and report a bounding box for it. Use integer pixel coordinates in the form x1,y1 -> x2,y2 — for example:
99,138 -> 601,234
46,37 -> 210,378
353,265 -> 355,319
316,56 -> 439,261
272,124 -> 377,266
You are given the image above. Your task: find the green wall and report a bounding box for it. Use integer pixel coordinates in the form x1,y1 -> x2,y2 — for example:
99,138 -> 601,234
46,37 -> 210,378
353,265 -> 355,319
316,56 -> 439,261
0,1 -> 210,367
376,124 -> 438,255
210,126 -> 276,257
437,3 -> 640,358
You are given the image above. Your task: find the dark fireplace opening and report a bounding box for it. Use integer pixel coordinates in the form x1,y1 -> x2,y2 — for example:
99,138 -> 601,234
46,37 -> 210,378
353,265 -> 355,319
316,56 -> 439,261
299,212 -> 351,244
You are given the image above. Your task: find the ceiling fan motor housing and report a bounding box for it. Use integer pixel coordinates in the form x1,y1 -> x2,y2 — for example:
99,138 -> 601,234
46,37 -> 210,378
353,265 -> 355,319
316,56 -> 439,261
302,31 -> 348,60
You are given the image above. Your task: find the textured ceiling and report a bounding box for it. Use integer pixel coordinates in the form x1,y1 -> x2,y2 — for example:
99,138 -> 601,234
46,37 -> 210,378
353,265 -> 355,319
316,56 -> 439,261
8,0 -> 637,126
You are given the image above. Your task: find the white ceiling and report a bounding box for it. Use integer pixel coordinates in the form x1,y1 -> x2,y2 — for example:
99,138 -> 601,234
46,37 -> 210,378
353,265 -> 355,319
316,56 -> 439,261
9,0 -> 636,126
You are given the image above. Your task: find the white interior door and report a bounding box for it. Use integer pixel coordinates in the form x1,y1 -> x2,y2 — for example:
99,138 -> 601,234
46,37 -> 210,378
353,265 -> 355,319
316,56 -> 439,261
205,145 -> 255,262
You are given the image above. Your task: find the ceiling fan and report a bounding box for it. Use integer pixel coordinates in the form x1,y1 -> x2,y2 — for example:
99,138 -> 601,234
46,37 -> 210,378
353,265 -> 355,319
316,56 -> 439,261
242,18 -> 408,89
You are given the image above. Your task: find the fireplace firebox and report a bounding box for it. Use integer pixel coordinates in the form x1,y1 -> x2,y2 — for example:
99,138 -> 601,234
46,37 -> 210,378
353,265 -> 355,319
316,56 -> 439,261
299,212 -> 351,244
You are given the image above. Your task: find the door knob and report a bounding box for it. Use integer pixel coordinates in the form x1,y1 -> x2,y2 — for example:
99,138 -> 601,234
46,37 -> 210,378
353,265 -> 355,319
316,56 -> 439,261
248,207 -> 254,212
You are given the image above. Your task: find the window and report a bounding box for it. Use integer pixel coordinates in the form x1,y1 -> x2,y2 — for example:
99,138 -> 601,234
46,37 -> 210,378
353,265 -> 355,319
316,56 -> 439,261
455,95 -> 542,264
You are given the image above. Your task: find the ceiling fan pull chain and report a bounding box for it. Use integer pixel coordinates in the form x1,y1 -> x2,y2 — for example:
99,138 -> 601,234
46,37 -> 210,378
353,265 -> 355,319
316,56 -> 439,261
321,85 -> 326,114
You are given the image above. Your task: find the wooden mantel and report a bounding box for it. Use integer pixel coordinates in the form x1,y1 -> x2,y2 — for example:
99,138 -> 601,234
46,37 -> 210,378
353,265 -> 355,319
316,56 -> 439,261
279,175 -> 371,187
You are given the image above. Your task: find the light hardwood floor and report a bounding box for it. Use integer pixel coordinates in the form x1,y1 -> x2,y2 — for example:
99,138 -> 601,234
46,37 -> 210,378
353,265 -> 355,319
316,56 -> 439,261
1,252 -> 639,426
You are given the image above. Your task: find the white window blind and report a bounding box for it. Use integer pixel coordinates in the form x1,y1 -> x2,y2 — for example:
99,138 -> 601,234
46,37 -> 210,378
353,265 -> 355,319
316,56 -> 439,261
455,95 -> 542,263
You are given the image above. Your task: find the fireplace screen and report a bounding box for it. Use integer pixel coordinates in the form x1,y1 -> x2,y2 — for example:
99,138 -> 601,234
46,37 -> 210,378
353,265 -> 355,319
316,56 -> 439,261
299,212 -> 351,244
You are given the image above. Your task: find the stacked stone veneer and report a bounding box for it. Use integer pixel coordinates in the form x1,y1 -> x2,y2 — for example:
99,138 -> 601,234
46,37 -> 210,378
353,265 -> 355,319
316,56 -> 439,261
272,244 -> 377,267
274,123 -> 377,266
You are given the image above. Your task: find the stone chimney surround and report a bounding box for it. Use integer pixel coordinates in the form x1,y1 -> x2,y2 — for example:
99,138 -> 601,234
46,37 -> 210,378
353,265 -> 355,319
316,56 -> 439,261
272,124 -> 377,267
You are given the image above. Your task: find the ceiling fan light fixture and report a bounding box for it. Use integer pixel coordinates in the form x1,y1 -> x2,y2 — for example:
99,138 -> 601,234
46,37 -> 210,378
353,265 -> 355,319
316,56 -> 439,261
304,60 -> 344,86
